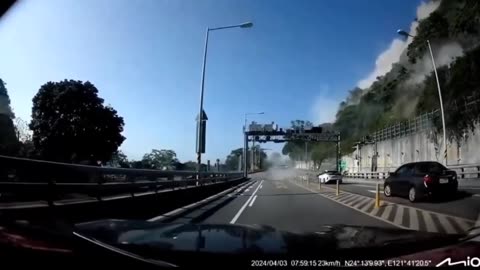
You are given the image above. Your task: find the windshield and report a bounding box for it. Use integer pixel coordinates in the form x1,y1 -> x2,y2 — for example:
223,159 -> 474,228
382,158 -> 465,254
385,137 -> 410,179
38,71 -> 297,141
0,0 -> 479,267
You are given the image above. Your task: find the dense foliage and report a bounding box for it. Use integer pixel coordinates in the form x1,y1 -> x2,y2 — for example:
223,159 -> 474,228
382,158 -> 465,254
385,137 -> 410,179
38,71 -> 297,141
284,0 -> 480,165
0,79 -> 19,155
224,146 -> 267,171
30,80 -> 125,163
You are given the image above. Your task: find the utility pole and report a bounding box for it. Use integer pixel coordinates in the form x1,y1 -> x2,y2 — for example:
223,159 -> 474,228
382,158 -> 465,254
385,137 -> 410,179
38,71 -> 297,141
336,133 -> 341,172
238,154 -> 242,172
251,139 -> 255,171
243,131 -> 248,177
305,141 -> 309,169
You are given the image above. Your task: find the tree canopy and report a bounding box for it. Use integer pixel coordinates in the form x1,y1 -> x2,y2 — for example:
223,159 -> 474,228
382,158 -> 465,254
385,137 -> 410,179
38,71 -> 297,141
141,149 -> 179,170
29,80 -> 125,163
0,78 -> 19,155
224,146 -> 267,171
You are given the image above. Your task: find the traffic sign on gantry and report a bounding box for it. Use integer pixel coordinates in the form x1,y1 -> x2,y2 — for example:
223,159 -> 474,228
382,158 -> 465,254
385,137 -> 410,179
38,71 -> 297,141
245,121 -> 339,143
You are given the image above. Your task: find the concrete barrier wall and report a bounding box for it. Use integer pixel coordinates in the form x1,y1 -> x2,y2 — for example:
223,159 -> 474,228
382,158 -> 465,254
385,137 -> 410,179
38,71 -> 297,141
343,124 -> 480,173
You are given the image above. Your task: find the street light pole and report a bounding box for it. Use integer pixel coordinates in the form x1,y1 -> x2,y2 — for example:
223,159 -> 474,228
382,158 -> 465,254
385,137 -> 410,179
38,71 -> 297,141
196,22 -> 253,175
397,29 -> 447,165
426,39 -> 447,164
196,28 -> 209,174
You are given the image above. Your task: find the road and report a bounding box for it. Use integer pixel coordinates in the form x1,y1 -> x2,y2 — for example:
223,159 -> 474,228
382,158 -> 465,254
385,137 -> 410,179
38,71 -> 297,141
148,171 -> 479,236
336,178 -> 480,222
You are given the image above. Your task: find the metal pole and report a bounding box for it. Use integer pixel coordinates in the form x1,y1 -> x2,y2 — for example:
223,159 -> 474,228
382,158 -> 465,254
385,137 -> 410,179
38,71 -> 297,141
427,39 -> 447,165
336,179 -> 339,196
252,139 -> 255,171
197,28 -> 210,174
375,183 -> 380,208
336,134 -> 340,172
243,131 -> 248,177
304,141 -> 308,170
243,115 -> 247,175
238,154 -> 242,172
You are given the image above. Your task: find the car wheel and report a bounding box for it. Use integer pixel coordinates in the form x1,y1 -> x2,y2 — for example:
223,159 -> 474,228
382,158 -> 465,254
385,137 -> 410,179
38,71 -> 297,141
384,184 -> 392,197
408,187 -> 417,202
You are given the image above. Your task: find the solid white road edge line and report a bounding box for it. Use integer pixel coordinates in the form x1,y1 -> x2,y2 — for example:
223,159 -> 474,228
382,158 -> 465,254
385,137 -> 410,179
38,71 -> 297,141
230,180 -> 264,224
249,195 -> 258,207
147,180 -> 254,222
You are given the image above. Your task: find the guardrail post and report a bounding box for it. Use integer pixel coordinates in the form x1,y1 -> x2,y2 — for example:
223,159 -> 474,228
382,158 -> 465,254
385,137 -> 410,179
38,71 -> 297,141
318,177 -> 321,191
461,167 -> 465,179
477,166 -> 480,179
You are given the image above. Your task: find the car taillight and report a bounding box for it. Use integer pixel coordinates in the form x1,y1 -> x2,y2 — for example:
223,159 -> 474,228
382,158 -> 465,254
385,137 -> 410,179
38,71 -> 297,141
424,175 -> 433,185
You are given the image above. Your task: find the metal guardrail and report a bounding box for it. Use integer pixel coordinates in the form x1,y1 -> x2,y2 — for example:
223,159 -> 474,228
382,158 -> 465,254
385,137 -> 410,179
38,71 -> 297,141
370,110 -> 437,142
0,155 -> 244,205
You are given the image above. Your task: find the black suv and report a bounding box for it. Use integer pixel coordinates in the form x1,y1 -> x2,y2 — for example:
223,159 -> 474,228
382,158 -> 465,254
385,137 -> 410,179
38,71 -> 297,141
384,162 -> 458,202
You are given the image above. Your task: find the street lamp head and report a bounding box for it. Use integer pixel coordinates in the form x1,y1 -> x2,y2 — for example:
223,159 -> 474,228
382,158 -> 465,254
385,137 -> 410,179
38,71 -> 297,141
397,29 -> 411,38
240,22 -> 253,28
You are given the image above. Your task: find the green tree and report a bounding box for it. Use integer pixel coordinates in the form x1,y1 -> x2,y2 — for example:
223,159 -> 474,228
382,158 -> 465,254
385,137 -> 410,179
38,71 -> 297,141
142,149 -> 179,170
30,80 -> 125,163
0,78 -> 19,155
225,148 -> 243,170
108,150 -> 130,168
174,161 -> 197,171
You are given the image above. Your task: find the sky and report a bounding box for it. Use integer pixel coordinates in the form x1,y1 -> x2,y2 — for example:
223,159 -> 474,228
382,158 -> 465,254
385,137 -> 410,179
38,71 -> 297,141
0,0 -> 423,162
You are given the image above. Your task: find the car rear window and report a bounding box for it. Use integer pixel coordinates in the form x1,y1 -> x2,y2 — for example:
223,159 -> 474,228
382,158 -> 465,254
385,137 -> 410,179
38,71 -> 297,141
415,163 -> 446,174
326,171 -> 341,175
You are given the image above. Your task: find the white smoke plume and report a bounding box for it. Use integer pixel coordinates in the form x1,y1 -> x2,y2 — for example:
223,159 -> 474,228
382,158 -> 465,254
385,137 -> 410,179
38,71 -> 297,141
406,41 -> 464,85
310,83 -> 340,125
357,0 -> 441,89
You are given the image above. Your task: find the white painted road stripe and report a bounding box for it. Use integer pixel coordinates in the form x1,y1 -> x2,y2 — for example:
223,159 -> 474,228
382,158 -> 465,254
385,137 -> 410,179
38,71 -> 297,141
290,180 -> 407,230
423,211 -> 438,232
438,215 -> 455,234
393,205 -> 404,225
148,180 -> 253,222
409,207 -> 419,230
230,180 -> 263,224
381,204 -> 393,220
360,200 -> 375,212
249,195 -> 257,207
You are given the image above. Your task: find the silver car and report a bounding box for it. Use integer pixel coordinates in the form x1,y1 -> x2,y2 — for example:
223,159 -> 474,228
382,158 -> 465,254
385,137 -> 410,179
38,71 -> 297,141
317,170 -> 343,184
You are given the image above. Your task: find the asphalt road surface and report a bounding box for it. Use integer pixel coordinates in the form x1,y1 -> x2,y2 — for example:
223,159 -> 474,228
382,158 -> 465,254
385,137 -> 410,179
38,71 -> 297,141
334,179 -> 480,221
149,172 -> 395,233
148,170 -> 479,236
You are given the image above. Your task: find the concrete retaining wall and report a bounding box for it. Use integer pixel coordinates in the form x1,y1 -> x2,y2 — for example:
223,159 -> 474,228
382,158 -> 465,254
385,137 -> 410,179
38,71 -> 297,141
343,124 -> 480,173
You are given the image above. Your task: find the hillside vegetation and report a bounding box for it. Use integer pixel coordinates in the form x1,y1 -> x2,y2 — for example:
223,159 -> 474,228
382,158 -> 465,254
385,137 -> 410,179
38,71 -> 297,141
283,0 -> 480,167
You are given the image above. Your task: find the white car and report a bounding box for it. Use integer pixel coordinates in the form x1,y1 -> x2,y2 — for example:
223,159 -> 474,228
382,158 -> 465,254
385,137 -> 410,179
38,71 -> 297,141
317,170 -> 343,184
